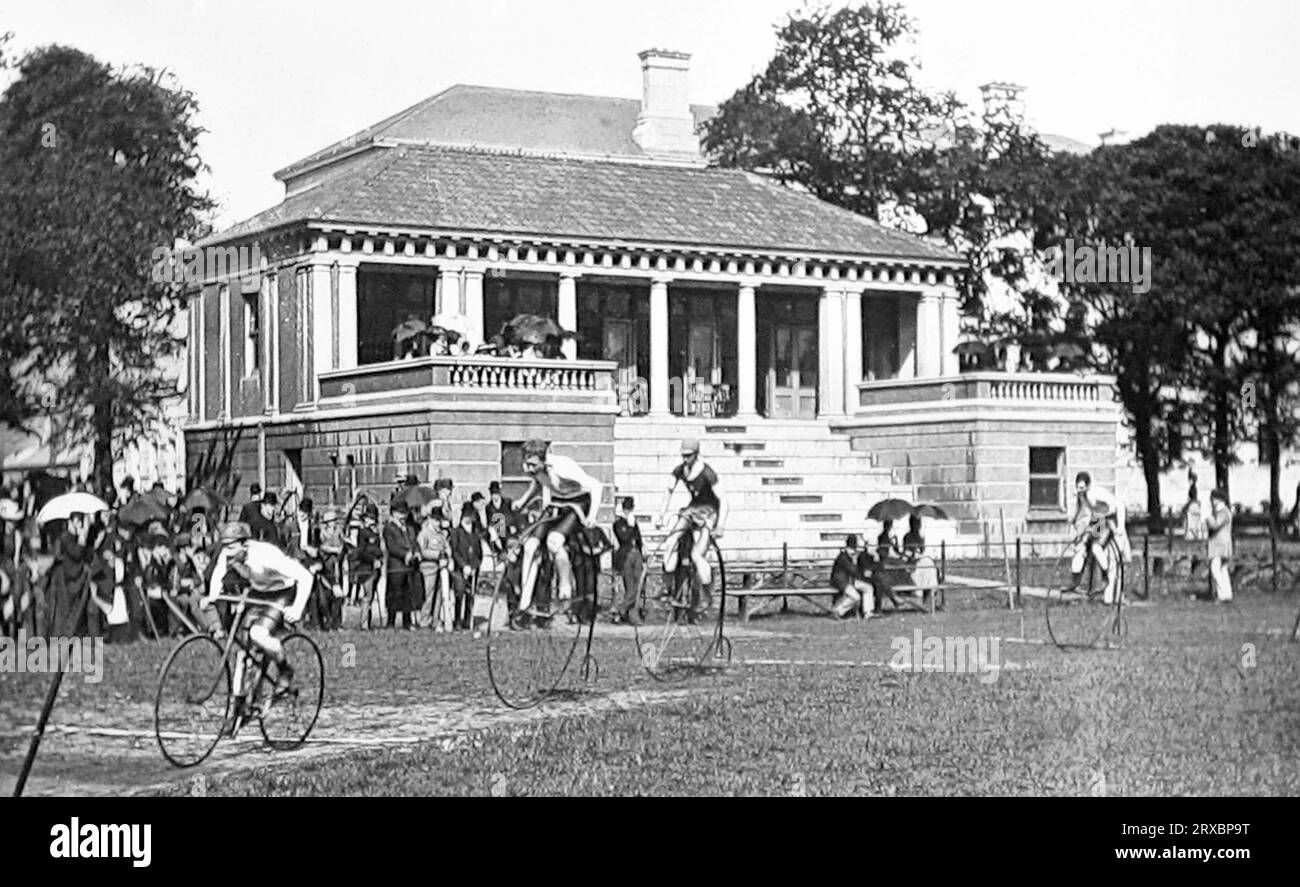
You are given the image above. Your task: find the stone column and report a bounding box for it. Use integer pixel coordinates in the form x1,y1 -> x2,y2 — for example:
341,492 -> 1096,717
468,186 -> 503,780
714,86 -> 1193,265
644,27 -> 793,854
916,290 -> 943,378
260,274 -> 275,414
463,267 -> 485,347
218,284 -> 231,419
818,287 -> 845,417
266,272 -> 280,413
736,282 -> 758,418
337,262 -> 358,370
649,277 -> 671,416
897,293 -> 918,380
842,286 -> 864,414
311,264 -> 333,401
939,288 -> 961,377
558,271 -> 579,360
438,265 -> 462,317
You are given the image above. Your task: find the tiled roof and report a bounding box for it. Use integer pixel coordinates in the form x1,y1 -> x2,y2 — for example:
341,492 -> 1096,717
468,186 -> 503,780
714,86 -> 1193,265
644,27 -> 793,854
211,144 -> 960,262
276,85 -> 719,180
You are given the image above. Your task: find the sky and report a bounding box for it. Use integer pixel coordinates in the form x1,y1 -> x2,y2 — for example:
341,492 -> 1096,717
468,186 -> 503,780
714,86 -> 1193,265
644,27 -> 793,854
4,0 -> 1298,228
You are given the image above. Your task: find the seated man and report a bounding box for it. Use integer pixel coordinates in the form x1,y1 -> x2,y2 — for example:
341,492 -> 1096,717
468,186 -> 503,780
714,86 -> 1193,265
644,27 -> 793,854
513,439 -> 603,622
830,534 -> 875,619
203,522 -> 314,697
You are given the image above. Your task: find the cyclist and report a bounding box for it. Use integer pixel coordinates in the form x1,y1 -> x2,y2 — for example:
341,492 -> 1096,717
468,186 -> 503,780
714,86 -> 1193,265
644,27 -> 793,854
1067,501 -> 1121,603
655,437 -> 728,606
513,439 -> 603,620
202,522 -> 315,695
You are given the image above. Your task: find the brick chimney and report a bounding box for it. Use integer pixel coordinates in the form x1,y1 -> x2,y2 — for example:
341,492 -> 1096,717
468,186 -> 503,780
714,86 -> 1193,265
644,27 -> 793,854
632,49 -> 698,158
979,81 -> 1027,126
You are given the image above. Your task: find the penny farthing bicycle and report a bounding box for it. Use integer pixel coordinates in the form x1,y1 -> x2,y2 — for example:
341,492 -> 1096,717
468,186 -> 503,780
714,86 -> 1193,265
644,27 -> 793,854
1044,529 -> 1128,650
485,504 -> 600,709
634,522 -> 731,681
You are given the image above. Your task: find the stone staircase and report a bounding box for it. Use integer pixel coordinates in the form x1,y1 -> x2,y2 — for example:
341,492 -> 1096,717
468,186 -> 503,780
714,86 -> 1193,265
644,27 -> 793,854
613,418 -> 953,560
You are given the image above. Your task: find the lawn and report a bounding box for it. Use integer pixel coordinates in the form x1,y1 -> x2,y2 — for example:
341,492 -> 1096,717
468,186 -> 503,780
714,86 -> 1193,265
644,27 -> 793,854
2,584 -> 1298,796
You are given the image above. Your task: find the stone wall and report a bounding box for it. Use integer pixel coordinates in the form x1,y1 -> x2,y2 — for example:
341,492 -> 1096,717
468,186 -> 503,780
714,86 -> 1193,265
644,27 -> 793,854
186,408 -> 615,516
847,417 -> 1117,539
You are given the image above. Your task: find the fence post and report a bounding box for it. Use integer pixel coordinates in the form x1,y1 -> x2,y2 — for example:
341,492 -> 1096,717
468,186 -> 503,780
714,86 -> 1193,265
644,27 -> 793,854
1271,528 -> 1279,595
781,542 -> 789,613
1015,537 -> 1022,609
1143,533 -> 1150,598
939,539 -> 946,584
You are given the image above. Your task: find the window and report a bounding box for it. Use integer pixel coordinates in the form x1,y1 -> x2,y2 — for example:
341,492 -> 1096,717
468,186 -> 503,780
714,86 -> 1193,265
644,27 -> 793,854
243,292 -> 261,375
499,441 -> 530,501
1028,447 -> 1065,509
356,267 -> 438,365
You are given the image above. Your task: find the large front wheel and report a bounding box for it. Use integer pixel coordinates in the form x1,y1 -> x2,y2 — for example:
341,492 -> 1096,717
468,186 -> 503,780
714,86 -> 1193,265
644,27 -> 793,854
154,634 -> 231,768
634,535 -> 729,681
486,551 -> 583,708
1045,538 -> 1126,650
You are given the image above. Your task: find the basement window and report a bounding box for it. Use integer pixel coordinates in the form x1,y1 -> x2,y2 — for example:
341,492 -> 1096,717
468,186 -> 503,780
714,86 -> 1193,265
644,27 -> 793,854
1028,447 -> 1065,510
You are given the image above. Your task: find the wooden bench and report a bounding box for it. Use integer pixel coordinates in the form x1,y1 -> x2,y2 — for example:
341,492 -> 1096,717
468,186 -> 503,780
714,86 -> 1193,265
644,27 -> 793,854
726,559 -> 846,622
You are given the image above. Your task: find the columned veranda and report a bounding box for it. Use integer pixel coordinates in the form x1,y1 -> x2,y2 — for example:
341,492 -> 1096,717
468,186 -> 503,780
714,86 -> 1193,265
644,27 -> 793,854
213,229 -> 962,422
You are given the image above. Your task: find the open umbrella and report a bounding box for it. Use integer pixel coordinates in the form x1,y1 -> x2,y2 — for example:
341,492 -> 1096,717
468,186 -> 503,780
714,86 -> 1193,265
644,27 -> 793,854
36,492 -> 110,525
911,503 -> 950,520
391,485 -> 438,511
118,496 -> 172,528
1051,342 -> 1087,359
393,317 -> 430,344
181,486 -> 226,514
867,498 -> 914,522
430,312 -> 471,342
952,341 -> 991,356
502,314 -> 563,346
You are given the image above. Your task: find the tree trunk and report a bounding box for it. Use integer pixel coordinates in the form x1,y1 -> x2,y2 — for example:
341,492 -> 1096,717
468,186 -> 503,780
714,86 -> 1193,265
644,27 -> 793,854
1133,404 -> 1163,535
92,344 -> 114,501
1211,334 -> 1232,498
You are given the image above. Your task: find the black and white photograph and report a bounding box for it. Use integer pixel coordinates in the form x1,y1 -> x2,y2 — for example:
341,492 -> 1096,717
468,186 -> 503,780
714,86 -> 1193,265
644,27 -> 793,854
0,0 -> 1296,830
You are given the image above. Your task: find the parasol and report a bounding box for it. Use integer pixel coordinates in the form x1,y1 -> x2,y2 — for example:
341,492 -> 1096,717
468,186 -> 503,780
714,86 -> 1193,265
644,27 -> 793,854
952,340 -> 991,356
911,503 -> 950,520
867,498 -> 915,522
36,492 -> 110,525
181,486 -> 226,514
391,485 -> 438,511
118,496 -> 172,528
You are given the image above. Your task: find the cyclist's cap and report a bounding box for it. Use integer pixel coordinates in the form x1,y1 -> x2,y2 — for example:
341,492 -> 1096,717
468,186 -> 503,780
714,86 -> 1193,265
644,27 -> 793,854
218,521 -> 252,544
680,437 -> 700,454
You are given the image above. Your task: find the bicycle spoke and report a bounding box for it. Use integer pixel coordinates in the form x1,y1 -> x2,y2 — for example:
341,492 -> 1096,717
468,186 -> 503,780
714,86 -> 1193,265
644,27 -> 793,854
154,635 -> 230,768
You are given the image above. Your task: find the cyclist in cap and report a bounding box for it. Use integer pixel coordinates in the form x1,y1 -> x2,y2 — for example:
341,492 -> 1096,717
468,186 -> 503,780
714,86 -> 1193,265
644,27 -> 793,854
513,439 -> 603,620
656,437 -> 728,604
202,522 -> 315,693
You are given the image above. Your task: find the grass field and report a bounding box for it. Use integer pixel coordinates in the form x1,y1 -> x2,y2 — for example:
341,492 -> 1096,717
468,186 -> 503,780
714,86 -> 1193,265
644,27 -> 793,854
2,575 -> 1298,796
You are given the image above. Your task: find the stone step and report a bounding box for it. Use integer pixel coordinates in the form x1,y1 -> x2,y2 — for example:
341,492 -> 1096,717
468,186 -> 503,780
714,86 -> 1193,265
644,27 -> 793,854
615,418 -> 852,441
743,458 -> 784,469
614,471 -> 907,494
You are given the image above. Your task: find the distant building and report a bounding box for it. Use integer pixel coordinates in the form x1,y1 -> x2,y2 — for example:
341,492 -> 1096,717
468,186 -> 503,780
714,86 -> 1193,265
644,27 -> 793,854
184,51 -> 1120,549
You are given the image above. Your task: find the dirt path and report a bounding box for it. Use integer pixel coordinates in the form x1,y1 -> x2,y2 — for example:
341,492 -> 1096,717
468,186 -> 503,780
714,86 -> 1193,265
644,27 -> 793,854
1,686 -> 701,797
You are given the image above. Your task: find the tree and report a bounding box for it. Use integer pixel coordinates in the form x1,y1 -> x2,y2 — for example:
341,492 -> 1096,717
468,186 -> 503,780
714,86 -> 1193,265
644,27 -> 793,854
702,1 -> 955,220
0,44 -> 212,497
701,2 -> 1057,335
